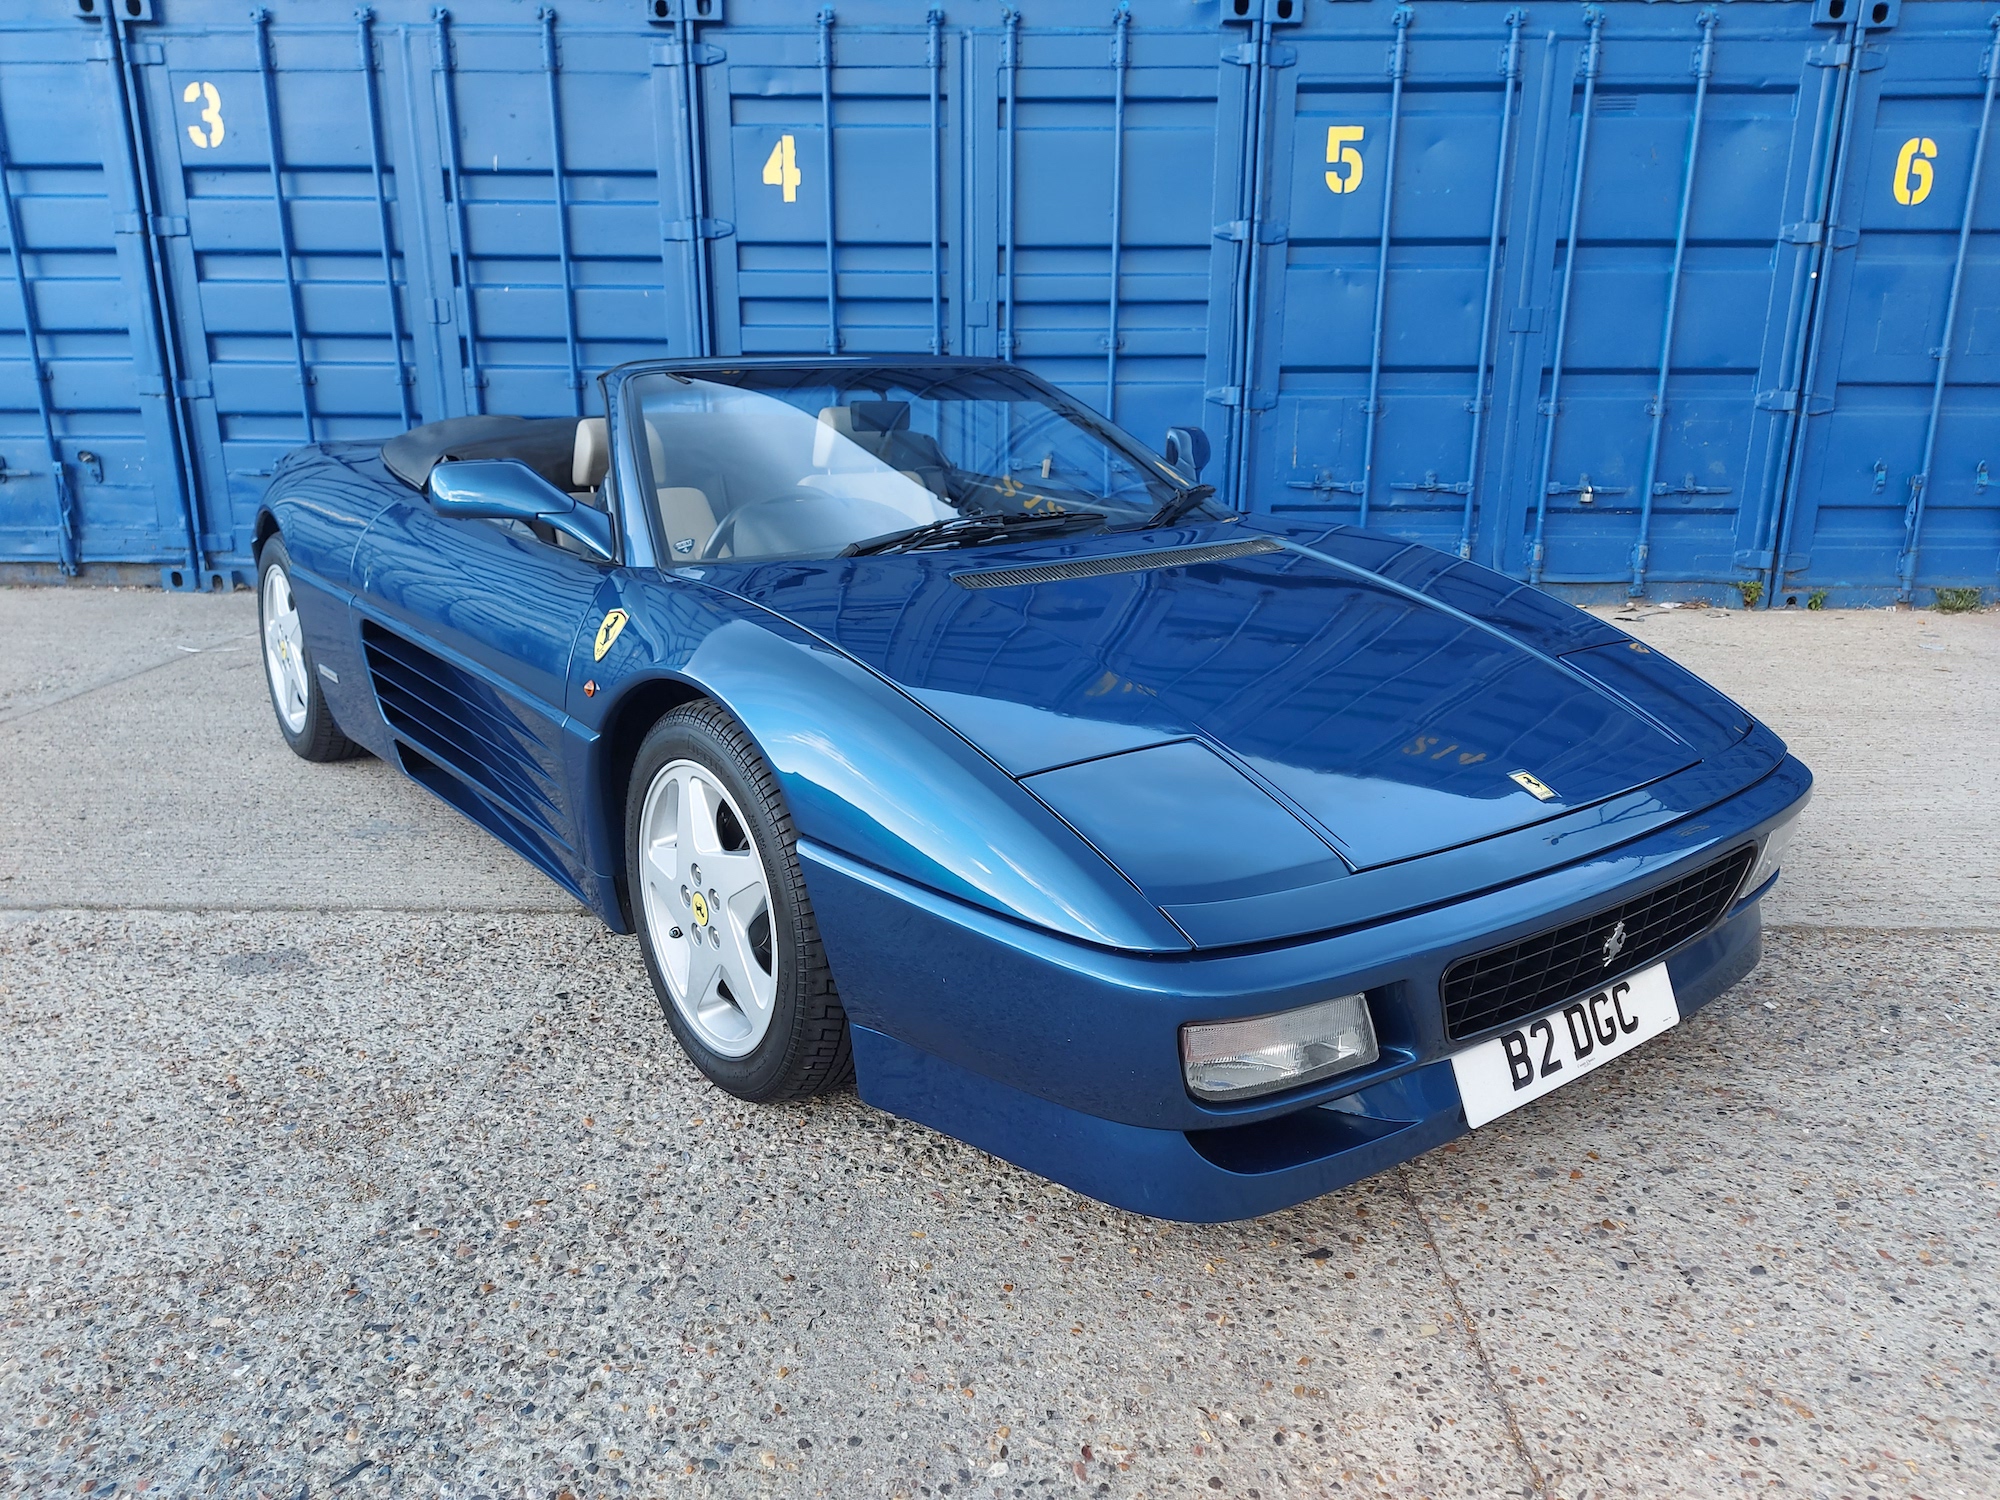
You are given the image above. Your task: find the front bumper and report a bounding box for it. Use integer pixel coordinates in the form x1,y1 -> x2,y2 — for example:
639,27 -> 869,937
803,753 -> 1809,1223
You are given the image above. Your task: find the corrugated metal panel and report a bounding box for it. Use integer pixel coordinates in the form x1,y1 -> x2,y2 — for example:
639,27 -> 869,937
1767,5 -> 2000,603
1,0 -> 1994,607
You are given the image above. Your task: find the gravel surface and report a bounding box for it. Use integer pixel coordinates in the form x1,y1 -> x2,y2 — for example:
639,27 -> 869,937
1,588 -> 1996,1498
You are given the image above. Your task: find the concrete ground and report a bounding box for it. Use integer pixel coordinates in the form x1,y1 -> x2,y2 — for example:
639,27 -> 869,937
0,587 -> 1994,1499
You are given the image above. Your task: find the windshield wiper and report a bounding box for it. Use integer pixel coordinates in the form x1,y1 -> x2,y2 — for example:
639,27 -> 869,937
1141,484 -> 1217,530
841,509 -> 1106,557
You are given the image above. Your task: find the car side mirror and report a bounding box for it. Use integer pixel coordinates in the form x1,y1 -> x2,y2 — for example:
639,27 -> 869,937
428,458 -> 613,561
1162,426 -> 1210,482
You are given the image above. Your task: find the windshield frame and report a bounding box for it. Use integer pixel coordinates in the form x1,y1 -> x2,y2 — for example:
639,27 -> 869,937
608,357 -> 1217,569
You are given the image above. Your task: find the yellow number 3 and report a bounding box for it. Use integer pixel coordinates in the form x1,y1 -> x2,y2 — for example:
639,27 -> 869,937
1894,135 -> 1935,206
1325,124 -> 1365,194
183,81 -> 225,150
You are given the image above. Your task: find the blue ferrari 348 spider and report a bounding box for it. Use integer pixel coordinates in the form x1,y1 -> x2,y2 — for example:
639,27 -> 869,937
255,357 -> 1810,1222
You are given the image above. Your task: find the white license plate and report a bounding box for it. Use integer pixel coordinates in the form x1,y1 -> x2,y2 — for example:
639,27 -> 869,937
1449,963 -> 1681,1129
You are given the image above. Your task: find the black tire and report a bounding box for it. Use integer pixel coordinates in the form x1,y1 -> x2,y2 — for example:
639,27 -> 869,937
256,533 -> 363,764
626,700 -> 852,1102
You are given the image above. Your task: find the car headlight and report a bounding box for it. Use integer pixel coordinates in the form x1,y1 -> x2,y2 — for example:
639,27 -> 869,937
1181,993 -> 1379,1102
1740,810 -> 1804,899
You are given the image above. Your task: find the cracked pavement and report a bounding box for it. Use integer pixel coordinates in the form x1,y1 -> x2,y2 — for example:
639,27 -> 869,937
1,588 -> 1995,1498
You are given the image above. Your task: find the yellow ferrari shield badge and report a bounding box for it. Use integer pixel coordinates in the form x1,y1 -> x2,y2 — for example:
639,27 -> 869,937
690,891 -> 710,927
1508,769 -> 1558,802
593,608 -> 629,662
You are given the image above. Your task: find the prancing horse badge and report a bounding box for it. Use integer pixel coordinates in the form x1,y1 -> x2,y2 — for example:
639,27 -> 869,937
1508,769 -> 1558,802
593,608 -> 629,661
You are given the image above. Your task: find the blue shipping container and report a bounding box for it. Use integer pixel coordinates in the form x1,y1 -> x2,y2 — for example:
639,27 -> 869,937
1,0 -> 1995,605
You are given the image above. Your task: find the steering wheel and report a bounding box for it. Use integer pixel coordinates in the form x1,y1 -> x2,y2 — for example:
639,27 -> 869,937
700,509 -> 741,561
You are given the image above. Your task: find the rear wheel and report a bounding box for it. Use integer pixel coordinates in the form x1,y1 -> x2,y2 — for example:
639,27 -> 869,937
258,534 -> 361,763
627,702 -> 852,1101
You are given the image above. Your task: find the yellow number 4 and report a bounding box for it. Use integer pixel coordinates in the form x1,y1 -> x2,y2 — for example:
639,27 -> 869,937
183,80 -> 225,150
1894,135 -> 1935,206
762,134 -> 801,203
1325,124 -> 1364,194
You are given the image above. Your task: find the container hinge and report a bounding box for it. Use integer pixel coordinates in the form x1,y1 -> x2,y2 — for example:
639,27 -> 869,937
429,297 -> 452,324
1207,386 -> 1276,411
1737,547 -> 1811,571
1755,388 -> 1834,415
114,213 -> 188,238
665,217 -> 734,242
1781,220 -> 1858,248
1812,40 -> 1887,70
1214,219 -> 1287,245
650,40 -> 725,65
1222,42 -> 1293,67
644,0 -> 727,26
1507,305 -> 1543,333
138,375 -> 211,399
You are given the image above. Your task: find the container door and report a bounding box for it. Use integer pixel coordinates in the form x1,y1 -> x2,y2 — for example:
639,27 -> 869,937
1769,7 -> 2000,605
1,17 -> 192,573
1247,2 -> 1835,600
957,13 -> 1233,447
694,14 -> 953,360
128,14 -> 424,571
421,11 -> 692,417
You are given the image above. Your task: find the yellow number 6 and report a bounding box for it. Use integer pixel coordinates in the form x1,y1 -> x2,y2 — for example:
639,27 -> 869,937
183,81 -> 225,150
1325,124 -> 1365,195
1894,135 -> 1935,206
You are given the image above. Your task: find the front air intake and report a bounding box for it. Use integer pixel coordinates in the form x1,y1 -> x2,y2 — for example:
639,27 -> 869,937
1439,845 -> 1757,1042
952,535 -> 1284,590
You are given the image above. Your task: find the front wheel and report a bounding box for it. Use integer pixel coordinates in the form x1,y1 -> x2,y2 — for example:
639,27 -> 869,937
626,701 -> 852,1102
257,534 -> 361,763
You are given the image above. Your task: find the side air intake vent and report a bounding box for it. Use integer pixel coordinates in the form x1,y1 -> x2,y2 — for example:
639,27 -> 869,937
952,536 -> 1284,591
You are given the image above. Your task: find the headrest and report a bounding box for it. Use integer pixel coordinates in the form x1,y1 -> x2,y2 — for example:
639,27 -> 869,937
848,400 -> 910,434
813,407 -> 852,468
573,417 -> 609,489
814,402 -> 911,467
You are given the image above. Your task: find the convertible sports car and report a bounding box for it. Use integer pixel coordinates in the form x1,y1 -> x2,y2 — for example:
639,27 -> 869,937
256,357 -> 1810,1222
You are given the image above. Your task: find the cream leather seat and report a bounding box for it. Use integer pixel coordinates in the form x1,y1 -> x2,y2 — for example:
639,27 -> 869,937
572,417 -> 610,492
644,418 -> 717,559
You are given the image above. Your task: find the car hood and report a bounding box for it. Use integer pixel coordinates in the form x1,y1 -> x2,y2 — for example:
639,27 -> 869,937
705,525 -> 1706,872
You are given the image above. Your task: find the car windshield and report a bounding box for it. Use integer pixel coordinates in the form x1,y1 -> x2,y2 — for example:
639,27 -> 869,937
626,365 -> 1211,563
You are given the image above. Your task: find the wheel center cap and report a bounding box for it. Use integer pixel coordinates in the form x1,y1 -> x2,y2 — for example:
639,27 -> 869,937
690,891 -> 710,927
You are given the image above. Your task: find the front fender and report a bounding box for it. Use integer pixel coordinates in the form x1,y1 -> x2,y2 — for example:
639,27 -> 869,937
584,580 -> 1189,954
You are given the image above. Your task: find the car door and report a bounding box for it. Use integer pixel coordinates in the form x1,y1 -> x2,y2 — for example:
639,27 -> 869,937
351,488 -> 609,898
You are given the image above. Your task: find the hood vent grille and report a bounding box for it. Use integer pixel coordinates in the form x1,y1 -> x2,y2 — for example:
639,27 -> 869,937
952,535 -> 1283,590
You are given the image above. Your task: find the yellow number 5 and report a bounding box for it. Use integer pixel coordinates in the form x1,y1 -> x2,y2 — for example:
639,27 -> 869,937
762,134 -> 801,203
1894,136 -> 1935,206
183,81 -> 225,150
1325,124 -> 1364,194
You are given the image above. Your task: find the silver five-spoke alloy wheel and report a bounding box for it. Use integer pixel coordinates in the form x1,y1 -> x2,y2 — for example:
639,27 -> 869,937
261,563 -> 310,736
638,759 -> 778,1057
